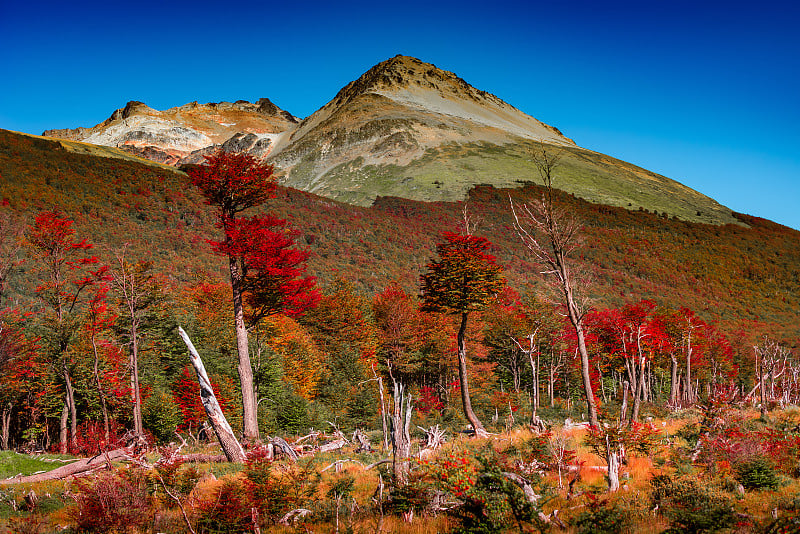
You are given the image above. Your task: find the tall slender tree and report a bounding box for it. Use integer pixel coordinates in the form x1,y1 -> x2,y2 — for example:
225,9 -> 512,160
420,230 -> 505,437
188,151 -> 318,442
110,250 -> 159,439
510,144 -> 598,426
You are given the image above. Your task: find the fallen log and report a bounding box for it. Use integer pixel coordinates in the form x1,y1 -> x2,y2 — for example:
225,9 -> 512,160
0,447 -> 130,485
319,439 -> 347,453
270,437 -> 299,462
279,508 -> 312,525
502,472 -> 541,504
173,453 -> 228,463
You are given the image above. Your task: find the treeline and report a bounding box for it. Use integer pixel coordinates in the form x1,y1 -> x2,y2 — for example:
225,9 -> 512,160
0,208 -> 797,453
2,129 -> 799,343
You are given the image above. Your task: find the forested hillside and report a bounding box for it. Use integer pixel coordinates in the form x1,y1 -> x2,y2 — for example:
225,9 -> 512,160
3,129 -> 796,340
2,128 -> 799,533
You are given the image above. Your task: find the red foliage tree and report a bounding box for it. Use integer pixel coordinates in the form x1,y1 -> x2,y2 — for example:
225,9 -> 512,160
373,283 -> 422,379
421,231 -> 505,437
27,211 -> 104,453
188,151 -> 318,442
172,366 -> 232,433
210,215 -> 319,325
0,310 -> 40,449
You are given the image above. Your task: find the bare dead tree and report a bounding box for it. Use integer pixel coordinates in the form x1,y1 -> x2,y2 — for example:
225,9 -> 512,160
358,364 -> 389,451
177,327 -> 246,462
754,336 -> 792,417
389,369 -> 413,485
510,144 -> 598,427
109,246 -> 159,438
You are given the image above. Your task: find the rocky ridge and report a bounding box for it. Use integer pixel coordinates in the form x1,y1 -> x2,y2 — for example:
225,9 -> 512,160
43,98 -> 297,165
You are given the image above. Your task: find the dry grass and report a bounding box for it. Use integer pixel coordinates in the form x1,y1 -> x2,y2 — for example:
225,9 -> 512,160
3,409 -> 800,532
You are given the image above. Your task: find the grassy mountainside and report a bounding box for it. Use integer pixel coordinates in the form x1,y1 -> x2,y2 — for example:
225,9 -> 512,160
266,56 -> 737,225
286,140 -> 738,226
0,129 -> 222,299
1,129 -> 798,341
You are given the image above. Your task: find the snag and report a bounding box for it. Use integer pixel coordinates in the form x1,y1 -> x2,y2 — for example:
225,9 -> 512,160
178,326 -> 246,463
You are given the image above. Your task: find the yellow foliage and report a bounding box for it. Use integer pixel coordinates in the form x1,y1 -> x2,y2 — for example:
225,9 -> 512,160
263,315 -> 323,400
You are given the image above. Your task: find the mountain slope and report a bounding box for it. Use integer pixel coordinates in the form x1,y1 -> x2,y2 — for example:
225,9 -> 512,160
265,55 -> 738,225
39,55 -> 738,225
2,129 -> 798,342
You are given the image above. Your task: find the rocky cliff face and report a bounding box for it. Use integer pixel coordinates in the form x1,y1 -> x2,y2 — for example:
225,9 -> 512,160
43,98 -> 297,165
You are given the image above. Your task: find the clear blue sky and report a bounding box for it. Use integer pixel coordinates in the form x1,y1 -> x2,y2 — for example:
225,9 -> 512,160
2,0 -> 798,230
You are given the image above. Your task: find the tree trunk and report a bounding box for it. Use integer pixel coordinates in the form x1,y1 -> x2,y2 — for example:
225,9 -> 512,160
91,332 -> 111,443
561,274 -> 598,427
571,313 -> 598,427
1,404 -> 10,450
535,350 -> 541,410
625,358 -> 637,402
598,362 -> 607,403
669,354 -> 678,408
229,256 -> 259,443
606,434 -> 620,492
759,356 -> 767,418
391,378 -> 413,485
59,400 -> 68,455
620,381 -> 629,422
456,312 -> 488,437
63,366 -> 77,452
685,333 -> 693,404
178,327 -> 246,463
528,349 -> 538,417
630,353 -> 647,424
374,365 -> 389,452
130,322 -> 143,437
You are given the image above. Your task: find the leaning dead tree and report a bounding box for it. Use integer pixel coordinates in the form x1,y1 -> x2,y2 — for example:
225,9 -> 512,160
178,327 -> 246,463
510,144 -> 598,427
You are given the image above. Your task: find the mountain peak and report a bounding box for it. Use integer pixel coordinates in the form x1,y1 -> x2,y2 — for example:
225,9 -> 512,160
109,100 -> 157,121
331,55 -> 491,107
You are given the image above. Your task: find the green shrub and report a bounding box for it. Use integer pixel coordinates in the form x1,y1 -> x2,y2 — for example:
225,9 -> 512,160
423,448 -> 551,533
736,458 -> 779,490
650,474 -> 736,533
574,494 -> 631,534
142,389 -> 180,443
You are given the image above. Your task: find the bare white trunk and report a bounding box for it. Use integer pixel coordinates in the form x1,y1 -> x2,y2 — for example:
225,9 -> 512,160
606,434 -> 620,492
391,378 -> 413,485
178,327 -> 246,463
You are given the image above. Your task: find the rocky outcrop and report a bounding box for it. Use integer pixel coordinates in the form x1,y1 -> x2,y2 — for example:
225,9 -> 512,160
109,101 -> 155,121
42,98 -> 297,164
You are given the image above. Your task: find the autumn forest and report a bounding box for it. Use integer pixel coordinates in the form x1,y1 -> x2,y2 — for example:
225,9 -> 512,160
1,129 -> 799,533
